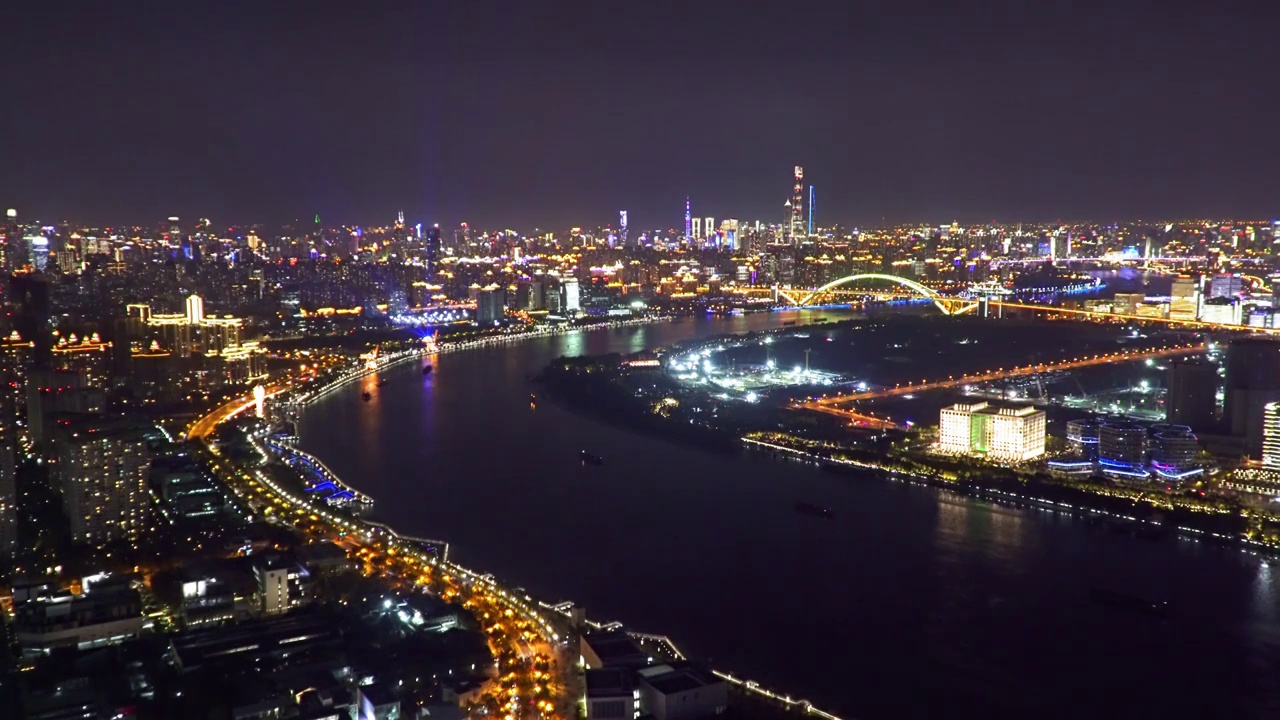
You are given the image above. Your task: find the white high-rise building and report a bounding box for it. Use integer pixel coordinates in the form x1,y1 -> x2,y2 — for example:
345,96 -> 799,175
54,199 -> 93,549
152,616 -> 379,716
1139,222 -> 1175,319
185,294 -> 205,325
561,277 -> 581,313
1169,278 -> 1199,321
704,217 -> 715,243
1263,402 -> 1280,469
692,217 -> 702,240
938,402 -> 1045,462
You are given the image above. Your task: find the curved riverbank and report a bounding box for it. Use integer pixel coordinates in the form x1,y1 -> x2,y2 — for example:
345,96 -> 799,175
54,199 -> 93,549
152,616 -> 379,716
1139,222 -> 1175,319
284,315 -> 855,720
297,311 -> 1280,720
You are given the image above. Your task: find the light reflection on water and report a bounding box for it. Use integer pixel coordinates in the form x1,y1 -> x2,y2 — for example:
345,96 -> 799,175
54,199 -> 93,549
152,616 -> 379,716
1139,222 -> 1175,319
301,309 -> 1280,720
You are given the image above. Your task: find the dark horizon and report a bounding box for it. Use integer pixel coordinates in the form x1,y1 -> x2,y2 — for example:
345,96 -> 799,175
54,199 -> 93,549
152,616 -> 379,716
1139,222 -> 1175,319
3,1 -> 1277,230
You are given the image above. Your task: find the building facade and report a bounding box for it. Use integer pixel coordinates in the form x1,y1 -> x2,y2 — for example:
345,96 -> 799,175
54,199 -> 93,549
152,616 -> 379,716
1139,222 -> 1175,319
938,402 -> 1046,462
52,419 -> 151,547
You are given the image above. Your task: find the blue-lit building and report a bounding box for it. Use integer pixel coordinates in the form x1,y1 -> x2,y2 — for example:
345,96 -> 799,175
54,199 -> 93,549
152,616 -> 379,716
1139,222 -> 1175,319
1052,418 -> 1203,481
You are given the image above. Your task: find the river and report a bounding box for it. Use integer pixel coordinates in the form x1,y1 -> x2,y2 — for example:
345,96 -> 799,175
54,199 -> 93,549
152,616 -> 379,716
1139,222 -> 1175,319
298,308 -> 1280,719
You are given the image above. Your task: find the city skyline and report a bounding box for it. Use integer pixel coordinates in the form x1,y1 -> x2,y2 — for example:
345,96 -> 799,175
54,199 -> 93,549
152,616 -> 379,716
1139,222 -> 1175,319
4,2 -> 1279,228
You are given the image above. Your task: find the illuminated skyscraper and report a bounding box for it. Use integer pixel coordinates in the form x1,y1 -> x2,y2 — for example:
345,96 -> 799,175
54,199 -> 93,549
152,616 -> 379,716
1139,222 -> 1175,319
684,198 -> 692,240
704,217 -> 714,244
808,186 -> 815,236
691,217 -> 702,240
720,219 -> 739,251
561,277 -> 581,313
2,208 -> 19,273
426,225 -> 441,277
619,211 -> 629,247
1264,402 -> 1280,469
185,294 -> 204,325
790,166 -> 805,243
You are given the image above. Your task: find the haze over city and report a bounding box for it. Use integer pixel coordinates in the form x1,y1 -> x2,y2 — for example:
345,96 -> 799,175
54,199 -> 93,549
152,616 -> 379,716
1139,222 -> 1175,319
4,1 -> 1279,227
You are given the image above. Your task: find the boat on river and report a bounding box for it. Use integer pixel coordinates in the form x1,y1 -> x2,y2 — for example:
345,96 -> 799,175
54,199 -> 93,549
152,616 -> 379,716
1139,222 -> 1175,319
362,392 -> 372,401
1090,587 -> 1168,617
795,501 -> 834,519
423,364 -> 433,376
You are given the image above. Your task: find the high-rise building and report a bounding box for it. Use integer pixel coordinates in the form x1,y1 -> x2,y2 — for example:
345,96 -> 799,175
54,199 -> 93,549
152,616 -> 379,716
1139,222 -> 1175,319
691,217 -> 702,240
2,208 -> 20,273
476,285 -> 505,326
1209,274 -> 1244,299
720,219 -> 739,251
1263,402 -> 1280,469
9,272 -> 52,367
703,217 -> 715,244
1224,338 -> 1280,457
52,418 -> 152,547
1168,277 -> 1199,321
254,555 -> 310,616
426,225 -> 441,278
790,166 -> 805,243
938,402 -> 1045,462
185,294 -> 205,325
1165,359 -> 1218,431
808,185 -> 815,236
619,211 -> 629,248
0,420 -> 15,558
684,199 -> 692,240
561,278 -> 581,313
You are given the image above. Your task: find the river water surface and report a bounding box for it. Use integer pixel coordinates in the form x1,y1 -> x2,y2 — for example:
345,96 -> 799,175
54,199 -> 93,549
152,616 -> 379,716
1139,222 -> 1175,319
299,309 -> 1280,719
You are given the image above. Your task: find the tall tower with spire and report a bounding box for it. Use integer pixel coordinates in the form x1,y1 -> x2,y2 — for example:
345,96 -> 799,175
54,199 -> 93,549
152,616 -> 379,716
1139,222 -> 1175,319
790,166 -> 805,243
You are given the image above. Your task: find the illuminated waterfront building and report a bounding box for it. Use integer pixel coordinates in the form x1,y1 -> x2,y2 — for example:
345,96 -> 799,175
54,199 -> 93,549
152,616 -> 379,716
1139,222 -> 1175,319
938,402 -> 1046,462
1098,419 -> 1148,476
1263,402 -> 1280,469
1065,419 -> 1100,459
1148,424 -> 1200,479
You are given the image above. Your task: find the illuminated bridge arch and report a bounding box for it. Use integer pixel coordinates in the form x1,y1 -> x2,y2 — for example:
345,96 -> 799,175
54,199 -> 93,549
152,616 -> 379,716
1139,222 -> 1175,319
797,273 -> 962,314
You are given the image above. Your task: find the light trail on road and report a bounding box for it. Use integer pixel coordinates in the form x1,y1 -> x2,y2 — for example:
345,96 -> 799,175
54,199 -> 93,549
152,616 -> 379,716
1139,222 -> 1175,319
798,342 -> 1204,419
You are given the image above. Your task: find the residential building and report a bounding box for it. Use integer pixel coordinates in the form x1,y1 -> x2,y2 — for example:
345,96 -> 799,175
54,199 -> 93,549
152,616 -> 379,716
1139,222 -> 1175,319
51,417 -> 152,547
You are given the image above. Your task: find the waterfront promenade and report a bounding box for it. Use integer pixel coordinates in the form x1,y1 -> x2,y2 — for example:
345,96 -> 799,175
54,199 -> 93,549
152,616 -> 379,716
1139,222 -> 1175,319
188,318 -> 851,720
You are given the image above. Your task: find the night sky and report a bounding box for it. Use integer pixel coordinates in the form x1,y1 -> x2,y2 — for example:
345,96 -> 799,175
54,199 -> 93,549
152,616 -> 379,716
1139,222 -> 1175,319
3,1 -> 1277,229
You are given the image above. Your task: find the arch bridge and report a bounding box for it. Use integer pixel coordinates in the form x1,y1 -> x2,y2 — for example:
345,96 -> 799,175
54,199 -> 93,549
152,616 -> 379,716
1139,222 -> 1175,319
773,274 -> 978,315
